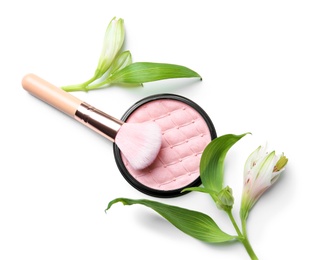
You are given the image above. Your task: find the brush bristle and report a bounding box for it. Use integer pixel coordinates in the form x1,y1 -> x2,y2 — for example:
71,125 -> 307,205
115,122 -> 162,170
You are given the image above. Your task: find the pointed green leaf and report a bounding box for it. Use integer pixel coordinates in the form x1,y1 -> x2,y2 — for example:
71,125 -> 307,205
106,62 -> 201,84
200,133 -> 250,193
107,198 -> 235,243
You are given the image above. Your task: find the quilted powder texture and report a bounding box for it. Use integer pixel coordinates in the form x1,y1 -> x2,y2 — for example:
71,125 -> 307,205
121,99 -> 212,191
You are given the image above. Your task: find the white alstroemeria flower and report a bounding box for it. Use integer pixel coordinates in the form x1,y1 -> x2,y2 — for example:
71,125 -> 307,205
240,145 -> 288,220
95,17 -> 125,78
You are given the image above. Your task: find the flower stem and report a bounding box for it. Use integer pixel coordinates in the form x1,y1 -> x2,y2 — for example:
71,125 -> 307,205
85,79 -> 111,90
227,210 -> 242,237
61,76 -> 97,92
241,235 -> 258,260
241,217 -> 248,238
227,210 -> 258,260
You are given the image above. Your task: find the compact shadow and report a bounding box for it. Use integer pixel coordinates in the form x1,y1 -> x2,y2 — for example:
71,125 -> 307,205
113,93 -> 217,198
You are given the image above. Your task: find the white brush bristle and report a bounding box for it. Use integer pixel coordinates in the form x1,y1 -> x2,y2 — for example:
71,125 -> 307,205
115,122 -> 162,170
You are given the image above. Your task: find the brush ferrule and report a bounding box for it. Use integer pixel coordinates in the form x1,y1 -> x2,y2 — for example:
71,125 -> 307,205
74,102 -> 123,142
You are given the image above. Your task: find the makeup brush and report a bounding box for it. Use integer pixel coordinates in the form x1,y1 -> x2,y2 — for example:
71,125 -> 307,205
22,73 -> 162,170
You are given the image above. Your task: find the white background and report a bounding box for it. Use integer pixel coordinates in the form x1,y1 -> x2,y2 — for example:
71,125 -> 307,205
1,1 -> 318,259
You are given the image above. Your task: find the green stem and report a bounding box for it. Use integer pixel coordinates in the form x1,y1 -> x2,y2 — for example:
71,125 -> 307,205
227,210 -> 242,237
85,78 -> 111,90
241,235 -> 258,260
241,217 -> 248,238
227,210 -> 258,260
61,76 -> 97,92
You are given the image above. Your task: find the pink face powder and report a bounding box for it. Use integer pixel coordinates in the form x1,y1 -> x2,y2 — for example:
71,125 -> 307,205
113,94 -> 216,197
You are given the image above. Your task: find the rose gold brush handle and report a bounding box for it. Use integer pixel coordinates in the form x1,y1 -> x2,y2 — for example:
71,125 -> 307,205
22,74 -> 123,142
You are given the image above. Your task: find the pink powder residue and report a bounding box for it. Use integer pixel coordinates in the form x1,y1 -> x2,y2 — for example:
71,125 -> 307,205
121,99 -> 211,191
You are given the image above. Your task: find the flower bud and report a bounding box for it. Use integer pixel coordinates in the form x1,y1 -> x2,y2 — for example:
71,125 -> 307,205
216,186 -> 234,211
109,50 -> 132,76
95,17 -> 125,78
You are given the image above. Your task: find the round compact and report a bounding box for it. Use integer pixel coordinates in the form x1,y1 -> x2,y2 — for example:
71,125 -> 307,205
113,93 -> 217,198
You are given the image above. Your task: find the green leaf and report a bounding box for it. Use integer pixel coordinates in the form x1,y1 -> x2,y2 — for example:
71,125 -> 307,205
200,133 -> 250,193
107,198 -> 235,243
106,62 -> 202,84
182,187 -> 218,199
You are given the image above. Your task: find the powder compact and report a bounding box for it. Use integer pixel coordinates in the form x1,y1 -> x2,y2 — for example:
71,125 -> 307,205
114,93 -> 217,198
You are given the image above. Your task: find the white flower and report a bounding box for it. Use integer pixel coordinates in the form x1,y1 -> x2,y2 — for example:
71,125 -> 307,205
240,145 -> 288,220
95,17 -> 125,78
